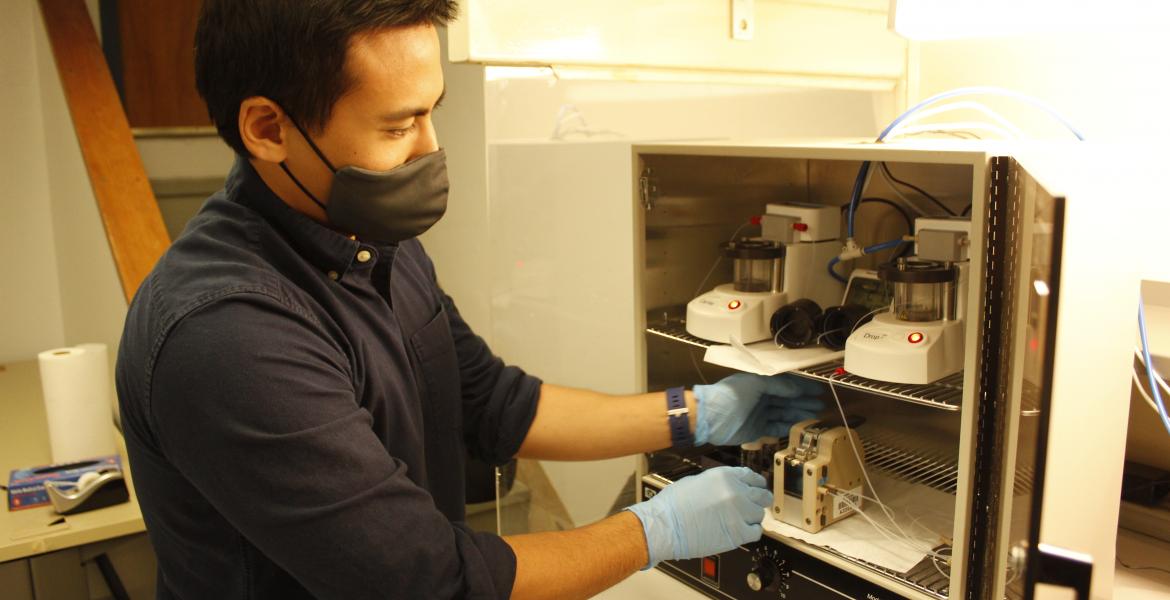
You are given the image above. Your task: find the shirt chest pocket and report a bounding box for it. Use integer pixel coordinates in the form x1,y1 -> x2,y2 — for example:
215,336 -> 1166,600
408,305 -> 463,435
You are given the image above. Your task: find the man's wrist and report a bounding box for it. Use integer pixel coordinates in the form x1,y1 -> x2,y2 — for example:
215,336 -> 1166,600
665,386 -> 694,449
685,390 -> 698,435
618,508 -> 654,570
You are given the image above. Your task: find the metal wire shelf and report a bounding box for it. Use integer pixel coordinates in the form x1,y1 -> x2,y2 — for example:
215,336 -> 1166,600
647,321 -> 964,412
795,542 -> 952,600
862,433 -> 959,495
649,453 -> 955,599
801,361 -> 964,412
645,323 -> 713,349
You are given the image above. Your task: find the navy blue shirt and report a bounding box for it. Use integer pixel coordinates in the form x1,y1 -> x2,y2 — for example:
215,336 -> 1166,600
116,158 -> 541,599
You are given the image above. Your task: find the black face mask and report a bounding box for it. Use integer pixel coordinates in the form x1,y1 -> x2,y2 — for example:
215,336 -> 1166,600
279,119 -> 449,244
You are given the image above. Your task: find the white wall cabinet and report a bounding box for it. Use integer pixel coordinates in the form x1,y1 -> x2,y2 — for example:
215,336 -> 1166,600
449,0 -> 907,90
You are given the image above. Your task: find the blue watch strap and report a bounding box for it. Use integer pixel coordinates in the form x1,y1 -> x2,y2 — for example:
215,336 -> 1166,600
666,386 -> 693,449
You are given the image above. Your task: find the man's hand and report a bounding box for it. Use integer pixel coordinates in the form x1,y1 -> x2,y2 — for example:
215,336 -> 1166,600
626,467 -> 771,568
693,373 -> 824,446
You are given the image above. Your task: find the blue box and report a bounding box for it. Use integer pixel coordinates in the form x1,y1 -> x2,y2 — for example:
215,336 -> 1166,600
7,455 -> 122,511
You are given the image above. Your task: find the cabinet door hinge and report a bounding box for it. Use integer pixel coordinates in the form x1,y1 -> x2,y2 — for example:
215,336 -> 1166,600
640,168 -> 658,211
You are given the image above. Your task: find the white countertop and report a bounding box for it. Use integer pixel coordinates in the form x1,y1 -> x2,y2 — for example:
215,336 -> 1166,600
593,567 -> 710,600
1116,528 -> 1170,599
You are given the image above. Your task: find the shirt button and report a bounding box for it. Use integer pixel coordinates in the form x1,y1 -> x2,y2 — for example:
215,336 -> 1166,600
356,250 -> 373,263
327,270 -> 339,281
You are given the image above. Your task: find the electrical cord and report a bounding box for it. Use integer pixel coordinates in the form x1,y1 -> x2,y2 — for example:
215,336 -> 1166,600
826,375 -> 908,539
1118,557 -> 1170,577
892,129 -> 981,141
887,121 -> 1017,141
692,219 -> 757,298
689,349 -> 709,385
830,493 -> 951,561
877,163 -> 935,218
828,257 -> 847,284
880,163 -> 955,217
840,197 -> 915,237
845,162 -> 874,238
1132,370 -> 1162,415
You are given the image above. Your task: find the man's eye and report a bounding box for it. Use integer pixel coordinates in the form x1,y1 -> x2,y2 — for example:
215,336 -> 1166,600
386,122 -> 416,137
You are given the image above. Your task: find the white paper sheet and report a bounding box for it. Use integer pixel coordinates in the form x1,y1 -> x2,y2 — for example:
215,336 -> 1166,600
763,474 -> 954,574
703,337 -> 843,376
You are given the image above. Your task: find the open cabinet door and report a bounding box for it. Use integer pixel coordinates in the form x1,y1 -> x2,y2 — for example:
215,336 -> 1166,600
1002,163 -> 1092,600
966,157 -> 1092,600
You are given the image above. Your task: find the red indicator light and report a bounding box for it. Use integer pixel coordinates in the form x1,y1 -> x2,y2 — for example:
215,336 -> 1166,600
750,215 -> 763,226
728,300 -> 742,310
702,556 -> 718,579
793,223 -> 809,232
908,332 -> 925,344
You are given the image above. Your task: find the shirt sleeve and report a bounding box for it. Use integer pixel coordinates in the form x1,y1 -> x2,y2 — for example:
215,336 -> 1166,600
149,292 -> 515,599
440,291 -> 543,466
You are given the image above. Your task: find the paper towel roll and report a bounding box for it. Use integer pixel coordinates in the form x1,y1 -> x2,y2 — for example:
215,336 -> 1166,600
38,344 -> 117,464
77,342 -> 120,433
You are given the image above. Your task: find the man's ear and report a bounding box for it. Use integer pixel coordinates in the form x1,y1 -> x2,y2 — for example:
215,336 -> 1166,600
239,97 -> 288,162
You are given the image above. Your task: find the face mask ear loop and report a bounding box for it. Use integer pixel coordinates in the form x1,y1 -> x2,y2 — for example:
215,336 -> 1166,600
286,115 -> 339,173
278,161 -> 328,212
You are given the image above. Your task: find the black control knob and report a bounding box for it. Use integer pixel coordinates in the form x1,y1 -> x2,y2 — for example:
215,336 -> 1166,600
746,560 -> 778,592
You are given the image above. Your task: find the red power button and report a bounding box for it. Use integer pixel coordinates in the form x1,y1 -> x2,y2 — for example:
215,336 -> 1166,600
727,300 -> 742,310
908,332 -> 925,344
701,556 -> 719,581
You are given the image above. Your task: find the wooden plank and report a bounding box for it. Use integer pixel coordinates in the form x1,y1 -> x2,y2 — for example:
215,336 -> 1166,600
117,0 -> 208,128
38,0 -> 171,303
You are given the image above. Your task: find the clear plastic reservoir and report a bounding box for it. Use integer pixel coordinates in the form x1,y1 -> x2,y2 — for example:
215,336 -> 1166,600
733,256 -> 782,293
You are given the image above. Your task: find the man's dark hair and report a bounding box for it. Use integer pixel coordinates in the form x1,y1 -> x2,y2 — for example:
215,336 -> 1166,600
195,0 -> 457,157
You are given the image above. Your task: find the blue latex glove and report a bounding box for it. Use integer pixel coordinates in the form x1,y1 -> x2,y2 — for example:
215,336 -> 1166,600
693,373 -> 824,446
626,466 -> 771,569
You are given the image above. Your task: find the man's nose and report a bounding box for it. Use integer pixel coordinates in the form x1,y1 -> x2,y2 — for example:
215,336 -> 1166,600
411,116 -> 439,159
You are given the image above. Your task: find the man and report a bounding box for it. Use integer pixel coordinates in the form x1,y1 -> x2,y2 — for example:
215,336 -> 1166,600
116,1 -> 824,598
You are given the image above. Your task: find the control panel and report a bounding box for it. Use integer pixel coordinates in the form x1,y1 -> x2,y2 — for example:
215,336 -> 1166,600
643,472 -> 909,600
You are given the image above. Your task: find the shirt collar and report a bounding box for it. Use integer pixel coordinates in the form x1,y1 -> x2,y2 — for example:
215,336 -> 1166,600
227,156 -> 380,280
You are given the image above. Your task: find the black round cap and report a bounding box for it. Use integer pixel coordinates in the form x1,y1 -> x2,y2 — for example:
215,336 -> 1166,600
721,239 -> 785,259
879,259 -> 957,284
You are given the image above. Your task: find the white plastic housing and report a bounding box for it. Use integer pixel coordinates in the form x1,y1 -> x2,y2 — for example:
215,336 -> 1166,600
766,202 -> 841,243
844,312 -> 965,384
783,239 -> 846,310
686,284 -> 788,344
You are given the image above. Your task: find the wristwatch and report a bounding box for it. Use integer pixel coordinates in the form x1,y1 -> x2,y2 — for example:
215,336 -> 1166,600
665,386 -> 694,448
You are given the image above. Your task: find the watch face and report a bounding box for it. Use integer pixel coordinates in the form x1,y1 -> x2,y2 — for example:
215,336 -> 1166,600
844,275 -> 892,313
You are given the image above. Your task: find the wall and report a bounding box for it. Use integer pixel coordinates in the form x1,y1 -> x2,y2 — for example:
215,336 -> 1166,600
421,28 -> 491,336
0,0 -> 133,364
0,0 -> 66,364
